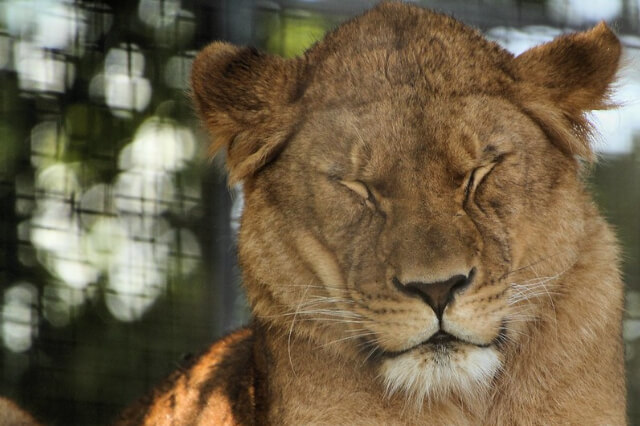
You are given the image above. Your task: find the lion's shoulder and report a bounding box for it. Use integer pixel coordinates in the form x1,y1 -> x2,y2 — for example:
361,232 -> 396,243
0,398 -> 40,425
115,328 -> 255,426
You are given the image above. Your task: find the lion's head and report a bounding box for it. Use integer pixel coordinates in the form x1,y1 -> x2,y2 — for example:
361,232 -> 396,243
191,3 -> 621,406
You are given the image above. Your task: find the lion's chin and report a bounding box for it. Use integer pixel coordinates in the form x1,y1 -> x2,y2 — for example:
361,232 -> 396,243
379,344 -> 501,405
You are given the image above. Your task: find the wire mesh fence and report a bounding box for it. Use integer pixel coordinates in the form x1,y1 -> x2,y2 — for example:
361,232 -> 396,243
0,0 -> 638,424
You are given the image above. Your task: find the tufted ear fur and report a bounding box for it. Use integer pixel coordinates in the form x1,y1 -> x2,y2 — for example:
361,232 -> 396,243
514,23 -> 621,161
191,42 -> 301,184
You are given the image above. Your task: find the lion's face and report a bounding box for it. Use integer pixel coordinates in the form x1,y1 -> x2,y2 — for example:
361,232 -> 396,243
245,92 -> 572,401
190,3 -> 620,406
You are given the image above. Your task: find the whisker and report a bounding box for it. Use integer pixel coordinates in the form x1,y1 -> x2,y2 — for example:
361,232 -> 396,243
297,318 -> 367,324
320,332 -> 378,348
287,285 -> 311,376
500,250 -> 576,281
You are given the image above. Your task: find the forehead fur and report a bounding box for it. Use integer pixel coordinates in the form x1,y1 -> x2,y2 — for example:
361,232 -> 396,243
301,3 -> 517,104
190,1 -> 620,182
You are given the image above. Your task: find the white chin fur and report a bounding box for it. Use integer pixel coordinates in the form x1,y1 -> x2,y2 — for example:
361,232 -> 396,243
379,346 -> 501,405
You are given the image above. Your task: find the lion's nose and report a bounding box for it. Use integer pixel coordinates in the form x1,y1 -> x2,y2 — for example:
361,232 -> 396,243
395,268 -> 475,318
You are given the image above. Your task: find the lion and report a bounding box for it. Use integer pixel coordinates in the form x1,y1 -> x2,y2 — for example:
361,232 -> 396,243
0,398 -> 40,425
116,3 -> 626,425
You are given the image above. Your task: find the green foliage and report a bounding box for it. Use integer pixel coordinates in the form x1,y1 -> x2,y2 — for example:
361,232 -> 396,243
265,10 -> 333,58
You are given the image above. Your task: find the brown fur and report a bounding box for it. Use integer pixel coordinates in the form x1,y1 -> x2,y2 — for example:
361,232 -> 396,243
119,3 -> 626,424
0,398 -> 40,425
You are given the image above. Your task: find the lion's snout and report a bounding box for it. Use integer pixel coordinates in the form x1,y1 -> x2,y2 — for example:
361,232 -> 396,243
393,268 -> 475,319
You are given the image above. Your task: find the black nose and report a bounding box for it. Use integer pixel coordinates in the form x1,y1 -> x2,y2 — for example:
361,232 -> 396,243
394,268 -> 475,318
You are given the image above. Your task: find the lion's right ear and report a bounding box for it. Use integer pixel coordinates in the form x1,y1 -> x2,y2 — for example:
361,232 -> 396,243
191,42 -> 301,184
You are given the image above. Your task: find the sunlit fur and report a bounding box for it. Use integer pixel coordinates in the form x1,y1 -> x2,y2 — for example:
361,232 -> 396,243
118,3 -> 626,425
0,398 -> 40,426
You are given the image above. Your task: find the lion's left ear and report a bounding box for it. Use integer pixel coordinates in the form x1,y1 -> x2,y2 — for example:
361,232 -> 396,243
514,23 -> 622,160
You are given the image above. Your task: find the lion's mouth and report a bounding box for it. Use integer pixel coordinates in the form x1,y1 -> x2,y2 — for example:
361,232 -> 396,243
425,330 -> 460,346
379,330 -> 491,359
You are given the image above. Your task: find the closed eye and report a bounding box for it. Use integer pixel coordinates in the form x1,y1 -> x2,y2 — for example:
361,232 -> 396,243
463,158 -> 504,201
339,180 -> 376,209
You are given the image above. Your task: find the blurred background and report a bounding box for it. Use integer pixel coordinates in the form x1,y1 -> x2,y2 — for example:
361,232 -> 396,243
0,0 -> 638,424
